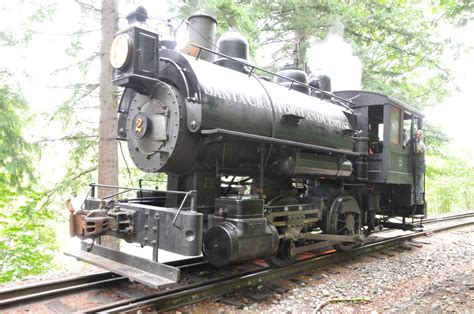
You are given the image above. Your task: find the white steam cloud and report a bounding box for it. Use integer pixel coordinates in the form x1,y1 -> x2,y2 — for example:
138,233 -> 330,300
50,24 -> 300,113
306,21 -> 362,91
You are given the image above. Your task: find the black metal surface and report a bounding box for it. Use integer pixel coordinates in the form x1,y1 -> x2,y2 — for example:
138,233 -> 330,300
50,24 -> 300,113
192,44 -> 353,109
203,197 -> 279,267
201,128 -> 359,156
111,25 -> 160,94
125,82 -> 199,174
309,72 -> 331,92
119,46 -> 357,177
215,30 -> 249,73
275,67 -> 309,94
113,201 -> 204,256
333,90 -> 424,118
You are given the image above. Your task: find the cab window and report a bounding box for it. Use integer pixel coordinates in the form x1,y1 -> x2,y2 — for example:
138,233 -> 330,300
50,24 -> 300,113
390,107 -> 401,144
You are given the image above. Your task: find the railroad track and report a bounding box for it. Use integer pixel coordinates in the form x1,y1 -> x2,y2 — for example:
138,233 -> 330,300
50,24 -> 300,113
422,211 -> 474,223
1,212 -> 473,312
0,272 -> 125,309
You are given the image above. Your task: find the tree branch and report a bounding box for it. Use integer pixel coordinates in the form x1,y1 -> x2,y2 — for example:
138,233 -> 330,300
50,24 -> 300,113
75,0 -> 101,12
42,166 -> 98,206
70,83 -> 100,107
50,52 -> 99,75
346,29 -> 449,73
32,135 -> 98,144
31,29 -> 100,36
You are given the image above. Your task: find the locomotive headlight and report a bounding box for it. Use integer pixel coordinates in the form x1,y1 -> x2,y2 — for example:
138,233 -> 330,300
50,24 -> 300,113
110,34 -> 132,70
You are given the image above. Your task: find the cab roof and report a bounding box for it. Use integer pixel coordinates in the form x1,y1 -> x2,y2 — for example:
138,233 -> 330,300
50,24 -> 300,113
333,90 -> 424,118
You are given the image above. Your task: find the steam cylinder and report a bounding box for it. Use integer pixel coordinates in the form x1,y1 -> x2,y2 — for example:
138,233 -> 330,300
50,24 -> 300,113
203,220 -> 279,267
203,197 -> 280,267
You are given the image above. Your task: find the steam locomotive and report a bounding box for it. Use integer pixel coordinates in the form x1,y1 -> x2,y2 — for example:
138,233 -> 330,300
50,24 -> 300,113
68,7 -> 426,288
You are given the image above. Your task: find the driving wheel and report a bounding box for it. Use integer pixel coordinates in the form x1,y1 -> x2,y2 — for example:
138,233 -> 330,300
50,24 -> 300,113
327,195 -> 362,252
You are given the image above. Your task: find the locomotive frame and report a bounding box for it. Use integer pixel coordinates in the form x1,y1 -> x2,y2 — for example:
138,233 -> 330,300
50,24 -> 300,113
67,9 -> 426,288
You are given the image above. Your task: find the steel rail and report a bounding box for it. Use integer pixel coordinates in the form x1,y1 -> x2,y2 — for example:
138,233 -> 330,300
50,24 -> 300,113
0,256 -> 207,311
0,272 -> 126,309
2,212 -> 472,311
422,211 -> 474,223
87,215 -> 474,313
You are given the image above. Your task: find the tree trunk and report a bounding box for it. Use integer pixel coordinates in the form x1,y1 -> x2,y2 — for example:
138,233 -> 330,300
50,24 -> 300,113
98,0 -> 119,199
98,0 -> 119,249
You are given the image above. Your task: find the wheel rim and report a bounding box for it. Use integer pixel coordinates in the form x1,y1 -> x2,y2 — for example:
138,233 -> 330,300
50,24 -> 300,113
328,195 -> 362,251
328,195 -> 361,235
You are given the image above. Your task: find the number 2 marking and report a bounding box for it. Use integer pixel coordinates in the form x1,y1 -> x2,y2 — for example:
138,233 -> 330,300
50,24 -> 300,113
135,118 -> 143,133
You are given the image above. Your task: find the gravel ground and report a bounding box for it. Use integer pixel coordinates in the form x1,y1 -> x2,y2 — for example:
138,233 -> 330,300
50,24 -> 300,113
175,224 -> 474,313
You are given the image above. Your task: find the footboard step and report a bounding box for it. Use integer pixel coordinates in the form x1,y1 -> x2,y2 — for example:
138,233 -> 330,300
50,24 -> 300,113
64,243 -> 180,288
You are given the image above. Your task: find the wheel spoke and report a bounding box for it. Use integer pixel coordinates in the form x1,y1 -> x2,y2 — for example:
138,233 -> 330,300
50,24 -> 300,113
328,196 -> 362,252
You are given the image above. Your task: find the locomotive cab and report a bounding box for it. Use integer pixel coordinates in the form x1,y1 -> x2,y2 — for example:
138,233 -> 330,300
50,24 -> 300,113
335,90 -> 426,218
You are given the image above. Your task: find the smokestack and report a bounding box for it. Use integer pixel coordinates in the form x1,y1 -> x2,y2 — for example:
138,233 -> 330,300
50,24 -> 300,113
183,14 -> 217,62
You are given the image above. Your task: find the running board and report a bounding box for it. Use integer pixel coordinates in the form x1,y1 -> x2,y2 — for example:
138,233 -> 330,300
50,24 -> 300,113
64,242 -> 179,288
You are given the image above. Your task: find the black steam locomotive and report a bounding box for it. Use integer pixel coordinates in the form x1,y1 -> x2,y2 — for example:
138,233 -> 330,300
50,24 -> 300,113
68,8 -> 426,288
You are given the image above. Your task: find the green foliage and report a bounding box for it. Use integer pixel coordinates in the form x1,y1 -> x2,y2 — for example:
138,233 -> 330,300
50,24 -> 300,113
0,85 -> 36,198
249,0 -> 454,108
46,81 -> 100,197
437,0 -> 474,26
0,84 -> 57,283
426,153 -> 473,214
177,1 -> 461,108
425,124 -> 473,214
43,1 -> 103,199
0,192 -> 57,283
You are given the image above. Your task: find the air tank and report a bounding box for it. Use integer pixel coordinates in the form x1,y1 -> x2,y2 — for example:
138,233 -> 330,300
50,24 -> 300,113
354,136 -> 369,180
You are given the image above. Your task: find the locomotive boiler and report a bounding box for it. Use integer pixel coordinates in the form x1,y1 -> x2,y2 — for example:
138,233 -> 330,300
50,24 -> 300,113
68,7 -> 426,288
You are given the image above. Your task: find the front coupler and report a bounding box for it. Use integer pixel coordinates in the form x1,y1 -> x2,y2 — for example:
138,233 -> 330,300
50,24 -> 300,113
67,187 -> 202,288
